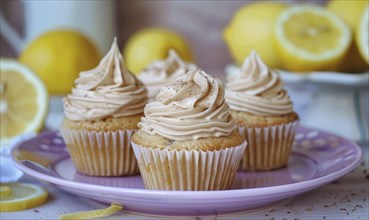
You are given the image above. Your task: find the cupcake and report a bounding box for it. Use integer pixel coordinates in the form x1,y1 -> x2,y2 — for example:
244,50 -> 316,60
131,69 -> 246,191
138,49 -> 197,101
60,38 -> 148,176
225,51 -> 299,171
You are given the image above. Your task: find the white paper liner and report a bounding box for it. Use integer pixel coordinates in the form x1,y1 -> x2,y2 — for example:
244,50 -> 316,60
60,128 -> 139,176
237,120 -> 299,171
131,141 -> 247,191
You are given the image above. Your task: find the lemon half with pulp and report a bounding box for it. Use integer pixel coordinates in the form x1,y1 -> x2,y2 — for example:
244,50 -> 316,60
0,59 -> 48,146
275,5 -> 352,72
0,183 -> 48,212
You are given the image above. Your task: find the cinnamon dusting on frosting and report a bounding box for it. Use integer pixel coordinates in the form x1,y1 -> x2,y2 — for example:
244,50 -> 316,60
225,51 -> 293,116
139,50 -> 197,100
139,69 -> 236,141
63,38 -> 148,121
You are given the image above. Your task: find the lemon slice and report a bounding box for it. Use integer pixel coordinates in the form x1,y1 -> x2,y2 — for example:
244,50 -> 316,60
59,204 -> 123,220
275,5 -> 352,71
0,183 -> 48,212
356,7 -> 369,64
0,186 -> 11,196
0,59 -> 48,146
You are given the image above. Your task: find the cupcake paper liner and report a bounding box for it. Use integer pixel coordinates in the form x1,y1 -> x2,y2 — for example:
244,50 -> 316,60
237,120 -> 299,171
60,128 -> 139,176
131,141 -> 247,191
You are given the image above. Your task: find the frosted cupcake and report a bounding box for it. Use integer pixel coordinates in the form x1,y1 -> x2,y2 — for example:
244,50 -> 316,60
138,49 -> 197,101
132,69 -> 246,191
225,51 -> 299,171
60,38 -> 148,176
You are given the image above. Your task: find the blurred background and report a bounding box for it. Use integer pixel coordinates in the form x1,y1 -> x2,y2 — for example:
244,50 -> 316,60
1,0 -> 321,74
1,0 -> 368,145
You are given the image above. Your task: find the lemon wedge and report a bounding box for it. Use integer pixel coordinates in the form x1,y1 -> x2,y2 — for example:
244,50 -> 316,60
275,5 -> 352,71
0,59 -> 48,146
0,183 -> 48,212
59,204 -> 123,220
356,7 -> 369,65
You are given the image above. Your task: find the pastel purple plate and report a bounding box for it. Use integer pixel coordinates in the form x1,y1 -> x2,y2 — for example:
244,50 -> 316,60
11,126 -> 362,216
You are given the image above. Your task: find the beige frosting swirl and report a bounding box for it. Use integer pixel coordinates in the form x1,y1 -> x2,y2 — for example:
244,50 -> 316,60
139,50 -> 197,100
225,51 -> 293,116
64,38 -> 148,121
139,69 -> 236,141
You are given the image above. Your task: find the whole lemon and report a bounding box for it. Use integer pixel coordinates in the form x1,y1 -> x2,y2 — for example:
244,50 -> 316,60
223,2 -> 288,69
124,28 -> 192,74
19,30 -> 100,94
327,0 -> 369,72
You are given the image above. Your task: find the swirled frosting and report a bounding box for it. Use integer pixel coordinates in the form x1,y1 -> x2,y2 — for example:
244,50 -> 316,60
139,50 -> 197,100
139,69 -> 236,141
225,51 -> 293,116
63,38 -> 148,121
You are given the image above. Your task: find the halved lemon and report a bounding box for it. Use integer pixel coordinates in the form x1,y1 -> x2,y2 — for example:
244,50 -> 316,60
275,5 -> 352,71
0,182 -> 48,212
0,59 -> 48,146
356,7 -> 369,65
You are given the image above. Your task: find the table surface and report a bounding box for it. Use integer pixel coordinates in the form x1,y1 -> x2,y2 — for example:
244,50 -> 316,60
1,104 -> 369,220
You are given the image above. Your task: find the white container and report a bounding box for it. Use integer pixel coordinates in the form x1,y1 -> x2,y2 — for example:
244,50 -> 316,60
0,1 -> 116,54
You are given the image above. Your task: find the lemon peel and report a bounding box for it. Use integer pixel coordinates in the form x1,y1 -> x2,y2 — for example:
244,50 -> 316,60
59,204 -> 123,220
